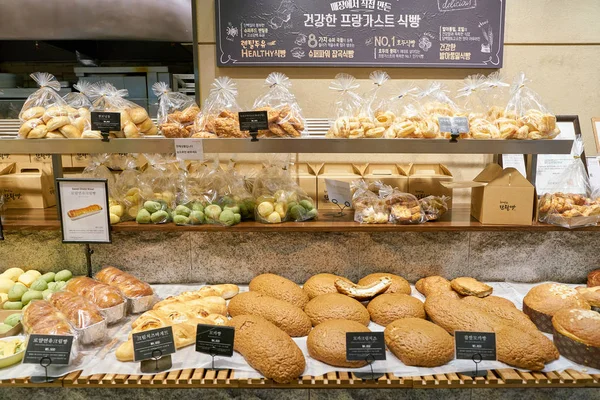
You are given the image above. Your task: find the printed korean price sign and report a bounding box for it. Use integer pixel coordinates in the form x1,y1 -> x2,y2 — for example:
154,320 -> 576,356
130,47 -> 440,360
174,139 -> 205,161
24,335 -> 74,365
238,111 -> 269,132
132,327 -> 176,362
196,324 -> 235,357
216,0 -> 505,68
325,179 -> 353,208
57,179 -> 111,244
346,332 -> 386,361
438,117 -> 470,134
454,331 -> 497,361
91,112 -> 121,132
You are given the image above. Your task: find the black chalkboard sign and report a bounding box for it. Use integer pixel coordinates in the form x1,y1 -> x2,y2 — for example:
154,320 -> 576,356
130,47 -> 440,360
24,335 -> 74,366
239,111 -> 269,132
91,112 -> 121,132
346,332 -> 386,361
455,331 -> 497,361
196,324 -> 235,357
132,327 -> 176,362
216,0 -> 505,68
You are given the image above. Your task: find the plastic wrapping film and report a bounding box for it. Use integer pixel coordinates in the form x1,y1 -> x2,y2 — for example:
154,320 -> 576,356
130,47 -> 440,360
153,82 -> 200,138
194,77 -> 246,138
95,266 -> 156,314
66,277 -> 127,324
48,291 -> 107,345
351,180 -> 388,224
456,75 -> 500,140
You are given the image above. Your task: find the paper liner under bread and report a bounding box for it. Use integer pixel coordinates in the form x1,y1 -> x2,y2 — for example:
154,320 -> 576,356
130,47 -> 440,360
99,302 -> 126,325
552,326 -> 600,369
127,294 -> 157,314
522,302 -> 554,333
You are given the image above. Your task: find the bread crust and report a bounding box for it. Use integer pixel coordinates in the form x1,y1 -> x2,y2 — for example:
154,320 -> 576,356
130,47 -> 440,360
304,293 -> 370,326
250,273 -> 309,309
307,319 -> 370,368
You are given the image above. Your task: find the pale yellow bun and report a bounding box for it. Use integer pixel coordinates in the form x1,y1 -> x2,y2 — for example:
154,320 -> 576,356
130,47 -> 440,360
136,118 -> 155,133
28,124 -> 48,139
46,116 -> 70,132
123,121 -> 142,138
47,131 -> 65,139
22,106 -> 46,120
59,124 -> 82,138
128,107 -> 149,124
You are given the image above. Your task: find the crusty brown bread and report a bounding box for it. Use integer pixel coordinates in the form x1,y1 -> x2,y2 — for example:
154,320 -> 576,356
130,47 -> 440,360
228,315 -> 305,383
477,295 -> 516,309
249,273 -> 309,309
304,293 -> 370,326
367,294 -> 425,326
303,274 -> 353,299
450,277 -> 493,298
553,308 -> 600,347
358,273 -> 411,295
307,319 -> 370,368
576,286 -> 600,308
228,291 -> 311,337
523,283 -> 590,332
415,276 -> 454,297
461,296 -> 538,333
385,318 -> 454,367
588,269 -> 600,287
424,294 -> 559,371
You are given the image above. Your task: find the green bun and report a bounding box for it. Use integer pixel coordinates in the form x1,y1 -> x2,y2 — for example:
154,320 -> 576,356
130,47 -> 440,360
219,209 -> 236,226
3,301 -> 23,310
3,313 -> 21,327
191,202 -> 205,212
174,205 -> 192,217
136,208 -> 152,224
55,270 -> 73,282
22,290 -> 43,306
40,272 -> 56,283
173,215 -> 190,225
0,323 -> 13,334
8,285 -> 27,302
143,200 -> 162,213
30,279 -> 48,292
150,210 -> 170,224
299,199 -> 315,211
189,211 -> 205,225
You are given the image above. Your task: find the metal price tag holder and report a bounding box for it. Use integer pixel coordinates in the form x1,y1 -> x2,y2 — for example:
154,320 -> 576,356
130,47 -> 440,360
238,111 -> 269,142
141,349 -> 173,374
25,334 -> 74,384
133,326 -> 176,373
454,330 -> 497,378
91,112 -> 121,142
328,199 -> 351,217
438,117 -> 470,143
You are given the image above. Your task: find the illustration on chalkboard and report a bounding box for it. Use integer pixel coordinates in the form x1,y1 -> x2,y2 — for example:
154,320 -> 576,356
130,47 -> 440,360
480,21 -> 493,53
226,23 -> 238,41
291,47 -> 306,59
295,33 -> 307,46
267,0 -> 296,30
419,36 -> 432,52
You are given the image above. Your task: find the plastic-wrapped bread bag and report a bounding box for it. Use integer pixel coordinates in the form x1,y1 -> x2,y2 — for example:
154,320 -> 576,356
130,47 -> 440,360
22,300 -> 74,336
326,73 -> 368,138
95,266 -> 155,314
18,72 -> 74,139
81,154 -> 123,225
502,72 -> 560,140
135,154 -> 181,224
62,80 -> 93,137
419,195 -> 450,221
66,277 -> 127,324
456,75 -> 500,139
386,82 -> 421,138
153,82 -> 200,138
193,77 -> 247,138
351,179 -> 388,224
252,157 -> 298,224
379,184 -> 426,224
254,72 -> 305,137
114,155 -> 144,222
417,82 -> 461,139
361,70 -> 393,138
538,138 -> 600,228
482,71 -> 510,121
88,82 -> 157,138
48,291 -> 107,344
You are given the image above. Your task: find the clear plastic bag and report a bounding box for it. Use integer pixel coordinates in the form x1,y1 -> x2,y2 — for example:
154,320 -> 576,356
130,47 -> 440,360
419,195 -> 450,221
22,300 -> 74,336
253,72 -> 305,138
153,82 -> 200,138
417,82 -> 462,139
89,81 -> 157,138
361,71 -> 393,138
81,154 -> 122,225
538,138 -> 600,228
114,155 -> 144,222
252,157 -> 298,224
482,71 -> 510,122
386,83 -> 424,139
194,77 -> 247,138
62,81 -> 93,136
326,73 -> 370,138
351,179 -> 388,224
135,154 -> 182,224
380,184 -> 426,224
456,75 -> 500,139
502,72 -> 560,140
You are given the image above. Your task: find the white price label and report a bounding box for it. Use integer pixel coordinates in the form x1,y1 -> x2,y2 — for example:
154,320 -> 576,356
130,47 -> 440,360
587,157 -> 600,193
438,117 -> 469,134
174,139 -> 204,161
325,179 -> 353,208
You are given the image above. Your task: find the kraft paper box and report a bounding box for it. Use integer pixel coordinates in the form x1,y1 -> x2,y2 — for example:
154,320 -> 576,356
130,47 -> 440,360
0,154 -> 31,165
289,163 -> 320,202
0,163 -> 55,209
408,164 -> 453,205
30,153 -> 73,168
363,163 -> 410,193
316,163 -> 367,210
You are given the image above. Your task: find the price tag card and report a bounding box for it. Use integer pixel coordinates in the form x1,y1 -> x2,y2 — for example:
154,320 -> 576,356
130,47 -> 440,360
455,331 -> 497,361
346,332 -> 386,361
174,139 -> 205,161
57,179 -> 111,244
196,324 -> 235,357
587,156 -> 600,193
91,112 -> 121,132
132,327 -> 176,362
238,111 -> 269,132
324,179 -> 353,208
24,335 -> 74,365
438,117 -> 470,134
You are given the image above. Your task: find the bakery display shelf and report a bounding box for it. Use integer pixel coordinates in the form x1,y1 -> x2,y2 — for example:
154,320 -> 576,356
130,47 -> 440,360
0,137 -> 574,155
2,369 -> 598,389
5,207 -> 600,232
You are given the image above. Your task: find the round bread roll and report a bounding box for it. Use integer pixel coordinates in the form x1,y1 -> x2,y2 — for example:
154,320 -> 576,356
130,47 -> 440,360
47,131 -> 65,139
367,294 -> 425,326
307,319 -> 370,368
59,124 -> 82,139
358,273 -> 411,295
303,274 -> 353,299
228,291 -> 311,337
46,116 -> 70,132
552,308 -> 600,369
22,106 -> 46,121
523,283 -> 590,333
18,119 -> 39,137
384,318 -> 454,367
228,315 -> 305,383
588,269 -> 600,287
28,124 -> 48,139
123,121 -> 142,138
145,124 -> 159,136
415,276 -> 453,297
304,293 -> 370,326
137,118 -> 155,133
128,107 -> 150,124
250,273 -> 309,309
450,277 -> 493,298
82,130 -> 103,139
120,110 -> 132,129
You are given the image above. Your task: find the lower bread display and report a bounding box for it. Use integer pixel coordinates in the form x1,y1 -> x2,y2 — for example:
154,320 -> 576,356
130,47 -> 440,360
307,319 -> 371,368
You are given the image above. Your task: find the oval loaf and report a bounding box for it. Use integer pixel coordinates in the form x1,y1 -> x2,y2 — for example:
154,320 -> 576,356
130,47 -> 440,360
367,294 -> 425,326
303,274 -> 353,299
358,273 -> 411,295
249,273 -> 309,309
228,291 -> 312,337
304,293 -> 370,326
307,319 -> 370,368
227,315 -> 305,383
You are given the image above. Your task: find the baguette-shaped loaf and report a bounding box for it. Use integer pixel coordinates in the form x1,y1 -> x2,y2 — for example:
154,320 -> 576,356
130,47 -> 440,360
228,315 -> 305,383
66,276 -> 125,309
249,273 -> 309,309
461,296 -> 538,332
96,266 -> 153,298
22,300 -> 73,336
48,291 -> 105,329
424,295 -> 558,370
228,291 -> 311,337
67,204 -> 102,219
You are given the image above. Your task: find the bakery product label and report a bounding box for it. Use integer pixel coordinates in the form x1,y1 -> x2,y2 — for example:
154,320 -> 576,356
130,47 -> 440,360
454,331 -> 497,361
196,324 -> 235,357
174,139 -> 205,161
132,326 -> 176,362
91,112 -> 121,133
238,111 -> 269,132
346,332 -> 386,361
23,334 -> 74,366
57,179 -> 111,243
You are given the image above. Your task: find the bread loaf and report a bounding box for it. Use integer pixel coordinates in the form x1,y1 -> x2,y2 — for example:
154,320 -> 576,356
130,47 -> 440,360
249,273 -> 309,309
155,295 -> 227,317
367,294 -> 425,326
96,266 -> 153,298
415,276 -> 454,297
461,296 -> 538,333
22,300 -> 73,335
48,291 -> 104,329
588,269 -> 600,287
552,308 -> 600,369
228,291 -> 311,337
450,277 -> 493,298
307,319 -> 370,367
304,293 -> 370,326
66,277 -> 125,309
303,274 -> 353,299
358,273 -> 411,295
384,318 -> 454,367
228,315 -> 305,383
576,286 -> 600,310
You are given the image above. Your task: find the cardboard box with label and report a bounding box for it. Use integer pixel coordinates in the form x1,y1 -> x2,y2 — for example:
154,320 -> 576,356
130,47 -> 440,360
363,164 -> 410,193
30,153 -> 73,168
408,164 -> 453,205
289,163 -> 320,201
316,163 -> 367,210
0,163 -> 55,209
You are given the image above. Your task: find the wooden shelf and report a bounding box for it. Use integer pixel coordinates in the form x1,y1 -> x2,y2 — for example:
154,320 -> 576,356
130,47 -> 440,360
3,207 -> 600,232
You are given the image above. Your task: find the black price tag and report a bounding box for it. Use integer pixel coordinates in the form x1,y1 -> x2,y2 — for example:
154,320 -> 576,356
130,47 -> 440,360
24,335 -> 74,365
91,112 -> 121,132
132,327 -> 176,362
196,324 -> 235,357
238,111 -> 269,132
455,331 -> 497,361
346,332 -> 386,361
